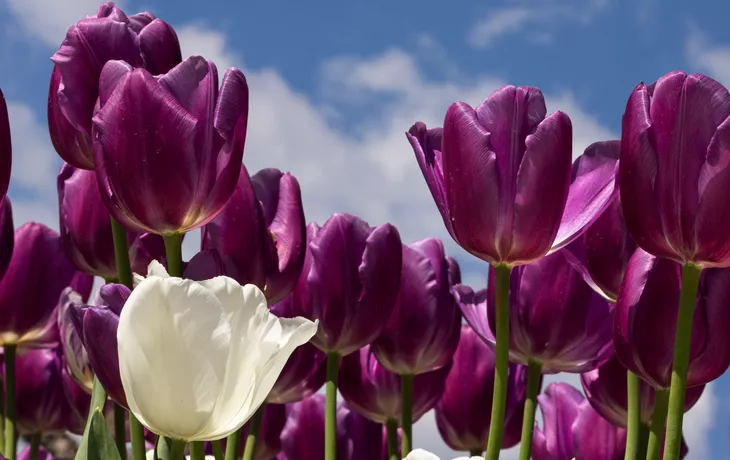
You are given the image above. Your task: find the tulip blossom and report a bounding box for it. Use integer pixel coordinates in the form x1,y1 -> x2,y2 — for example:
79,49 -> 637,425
92,56 -> 249,235
58,288 -> 94,392
581,355 -> 704,427
202,165 -> 306,303
49,2 -> 182,169
339,344 -> 450,424
292,213 -> 402,356
0,89 -> 11,202
614,248 -> 730,389
435,325 -> 527,453
117,262 -> 317,441
371,238 -> 461,376
0,223 -> 91,348
57,163 -> 165,279
408,86 -> 617,266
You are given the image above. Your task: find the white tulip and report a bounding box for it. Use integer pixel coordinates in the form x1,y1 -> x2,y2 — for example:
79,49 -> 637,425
119,261 -> 318,441
403,449 -> 483,460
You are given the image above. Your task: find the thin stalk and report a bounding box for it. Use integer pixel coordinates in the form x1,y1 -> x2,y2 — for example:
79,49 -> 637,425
646,388 -> 670,460
189,441 -> 205,460
110,217 -> 134,288
400,373 -> 414,457
128,415 -> 145,460
114,404 -> 127,460
224,429 -> 242,460
485,264 -> 511,460
4,344 -> 16,460
28,432 -> 41,460
625,371 -> 642,460
518,360 -> 543,460
168,440 -> 186,460
662,263 -> 702,460
163,234 -> 184,277
211,440 -> 224,460
242,405 -> 265,460
386,419 -> 399,460
637,423 -> 650,460
325,352 -> 341,460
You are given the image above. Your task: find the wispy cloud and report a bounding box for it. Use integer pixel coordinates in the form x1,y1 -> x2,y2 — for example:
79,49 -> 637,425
685,24 -> 730,87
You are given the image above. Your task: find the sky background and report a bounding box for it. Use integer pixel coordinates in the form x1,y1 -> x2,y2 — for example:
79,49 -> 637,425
1,0 -> 730,458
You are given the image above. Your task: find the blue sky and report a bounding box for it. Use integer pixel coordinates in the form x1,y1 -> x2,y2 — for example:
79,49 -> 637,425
1,0 -> 729,458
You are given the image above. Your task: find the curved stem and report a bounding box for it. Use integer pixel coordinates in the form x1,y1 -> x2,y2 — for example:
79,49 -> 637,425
518,360 -> 542,460
662,263 -> 702,460
163,233 -> 184,277
400,373 -> 414,457
470,449 -> 483,457
28,432 -> 41,460
646,388 -> 669,460
624,371 -> 642,460
242,404 -> 265,460
189,441 -> 205,460
110,217 -> 134,288
4,344 -> 16,460
325,352 -> 341,460
386,419 -> 399,460
224,429 -> 242,460
114,404 -> 127,460
128,415 -> 145,460
485,264 -> 511,460
211,440 -> 224,460
168,439 -> 186,460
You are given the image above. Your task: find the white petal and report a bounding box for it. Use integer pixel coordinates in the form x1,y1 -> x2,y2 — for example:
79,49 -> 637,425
118,277 -> 232,440
197,277 -> 257,325
194,284 -> 317,440
147,260 -> 171,278
404,449 -> 441,460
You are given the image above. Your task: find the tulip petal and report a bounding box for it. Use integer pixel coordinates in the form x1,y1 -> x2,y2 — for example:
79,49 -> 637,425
127,12 -> 156,32
0,90 -> 10,199
571,401 -> 626,460
536,384 -> 583,458
0,198 -> 13,281
98,60 -> 134,108
404,449 -> 440,460
48,68 -> 95,170
138,19 -> 182,75
83,307 -> 127,407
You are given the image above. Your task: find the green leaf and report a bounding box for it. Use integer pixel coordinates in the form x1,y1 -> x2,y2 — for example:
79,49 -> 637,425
74,377 -> 121,460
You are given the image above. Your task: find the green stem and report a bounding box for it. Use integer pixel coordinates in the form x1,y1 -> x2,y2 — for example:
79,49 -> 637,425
325,352 -> 341,460
646,388 -> 670,460
637,423 -> 650,460
168,440 -> 186,460
110,217 -> 134,288
386,419 -> 399,460
625,371 -> 642,460
470,450 -> 483,457
4,344 -> 16,460
400,373 -> 414,457
114,404 -> 127,460
662,263 -> 702,460
211,440 -> 224,460
518,360 -> 543,460
129,414 -> 146,460
485,264 -> 511,460
28,432 -> 41,460
224,429 -> 242,460
163,233 -> 184,277
189,441 -> 204,460
242,404 -> 265,460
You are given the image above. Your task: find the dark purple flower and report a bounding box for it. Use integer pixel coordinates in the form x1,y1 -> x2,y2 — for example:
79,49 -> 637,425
435,325 -> 527,452
620,71 -> 730,267
339,344 -> 449,424
409,86 -> 617,266
371,238 -> 461,376
291,214 -> 402,356
614,248 -> 730,388
339,402 -> 397,460
447,257 -> 461,285
57,288 -> 94,393
49,2 -> 182,169
0,223 -> 91,348
0,89 -> 12,202
202,165 -> 306,303
581,355 -> 705,427
459,249 -> 613,373
58,163 -> 165,279
0,197 -> 14,281
69,283 -> 130,408
91,57 -> 249,234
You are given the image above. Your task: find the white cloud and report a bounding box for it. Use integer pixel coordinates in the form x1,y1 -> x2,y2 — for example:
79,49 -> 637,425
685,26 -> 730,87
682,383 -> 716,460
468,8 -> 537,48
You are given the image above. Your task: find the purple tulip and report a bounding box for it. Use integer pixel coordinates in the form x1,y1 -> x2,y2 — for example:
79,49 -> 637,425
339,403 -> 397,460
202,165 -> 306,303
91,57 -> 249,234
581,355 -> 705,427
435,325 -> 527,452
57,163 -> 166,279
614,248 -> 730,388
447,257 -> 461,285
408,86 -> 617,266
371,239 -> 461,376
339,344 -> 449,424
18,444 -> 59,460
69,283 -> 129,408
620,71 -> 730,267
291,214 -> 402,356
49,2 -> 182,169
13,348 -> 90,435
459,250 -> 613,373
0,223 -> 91,348
0,90 -> 12,202
0,197 -> 14,281
57,288 -> 94,393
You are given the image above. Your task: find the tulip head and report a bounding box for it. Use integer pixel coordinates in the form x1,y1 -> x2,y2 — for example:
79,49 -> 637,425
435,325 -> 527,452
614,248 -> 730,388
117,262 -> 317,441
371,238 -> 461,375
58,288 -> 94,393
460,250 -> 613,373
0,89 -> 11,201
292,214 -> 402,356
620,71 -> 730,267
92,57 -> 249,234
202,165 -> 306,303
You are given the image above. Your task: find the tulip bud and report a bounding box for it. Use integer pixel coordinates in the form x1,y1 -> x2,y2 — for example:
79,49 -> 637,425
202,165 -> 306,303
435,325 -> 527,452
58,163 -> 166,279
292,214 -> 402,356
0,89 -> 12,203
371,239 -> 461,376
620,71 -> 730,267
614,248 -> 730,388
92,58 -> 249,234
